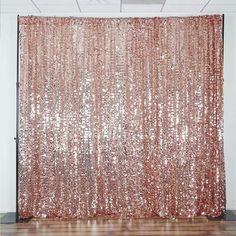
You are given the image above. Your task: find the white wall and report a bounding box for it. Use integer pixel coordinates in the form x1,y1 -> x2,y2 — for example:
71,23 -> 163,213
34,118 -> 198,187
0,14 -> 17,213
0,13 -> 235,213
224,14 -> 236,210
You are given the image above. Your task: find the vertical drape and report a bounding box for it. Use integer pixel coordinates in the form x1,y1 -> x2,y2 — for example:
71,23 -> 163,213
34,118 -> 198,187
19,15 -> 225,219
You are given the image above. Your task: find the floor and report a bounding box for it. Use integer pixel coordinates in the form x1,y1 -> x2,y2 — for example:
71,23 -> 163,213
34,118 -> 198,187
1,215 -> 236,236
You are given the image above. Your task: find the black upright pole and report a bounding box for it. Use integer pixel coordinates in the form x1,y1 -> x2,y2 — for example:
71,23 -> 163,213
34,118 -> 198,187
222,14 -> 225,59
15,14 -> 20,223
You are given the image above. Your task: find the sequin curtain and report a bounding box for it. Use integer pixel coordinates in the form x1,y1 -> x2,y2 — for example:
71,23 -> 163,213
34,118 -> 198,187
19,15 -> 225,219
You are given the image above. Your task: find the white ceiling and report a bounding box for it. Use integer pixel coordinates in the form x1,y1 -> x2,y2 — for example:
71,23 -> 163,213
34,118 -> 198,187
1,0 -> 236,14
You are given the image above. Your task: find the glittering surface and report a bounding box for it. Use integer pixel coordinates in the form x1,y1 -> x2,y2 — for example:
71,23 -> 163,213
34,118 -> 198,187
19,15 -> 225,219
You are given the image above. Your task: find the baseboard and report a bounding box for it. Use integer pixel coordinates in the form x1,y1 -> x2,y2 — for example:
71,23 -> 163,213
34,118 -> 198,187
1,210 -> 235,224
207,210 -> 236,221
0,212 -> 32,224
0,212 -> 17,224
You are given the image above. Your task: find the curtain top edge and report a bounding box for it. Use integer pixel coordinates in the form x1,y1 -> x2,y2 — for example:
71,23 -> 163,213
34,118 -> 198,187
19,14 -> 223,20
19,14 -> 223,25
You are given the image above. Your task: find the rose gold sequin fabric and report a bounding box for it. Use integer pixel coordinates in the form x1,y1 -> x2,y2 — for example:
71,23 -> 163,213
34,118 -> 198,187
18,15 -> 225,219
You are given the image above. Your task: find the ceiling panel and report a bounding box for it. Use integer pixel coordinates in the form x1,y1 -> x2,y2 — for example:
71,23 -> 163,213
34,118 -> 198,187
123,0 -> 164,4
34,0 -> 73,5
122,4 -> 162,12
38,5 -> 79,13
163,4 -> 203,12
204,4 -> 236,12
1,0 -> 236,14
209,0 -> 236,4
1,5 -> 38,13
1,0 -> 32,4
165,0 -> 208,5
33,0 -> 79,13
78,0 -> 120,12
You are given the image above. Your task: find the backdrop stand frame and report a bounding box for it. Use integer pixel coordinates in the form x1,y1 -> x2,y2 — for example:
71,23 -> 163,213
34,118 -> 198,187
2,13 -> 234,225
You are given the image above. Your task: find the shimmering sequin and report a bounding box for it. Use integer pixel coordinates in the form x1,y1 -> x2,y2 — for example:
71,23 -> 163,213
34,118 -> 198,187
18,15 -> 225,219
